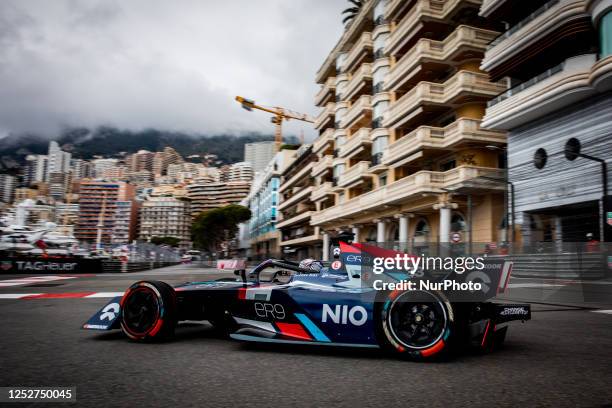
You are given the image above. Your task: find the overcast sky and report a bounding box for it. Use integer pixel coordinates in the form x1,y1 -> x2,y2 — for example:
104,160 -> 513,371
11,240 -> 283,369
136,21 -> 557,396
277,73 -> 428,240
0,0 -> 347,140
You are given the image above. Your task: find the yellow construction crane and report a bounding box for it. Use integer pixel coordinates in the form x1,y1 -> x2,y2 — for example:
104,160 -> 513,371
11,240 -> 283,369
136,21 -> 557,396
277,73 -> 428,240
235,96 -> 314,151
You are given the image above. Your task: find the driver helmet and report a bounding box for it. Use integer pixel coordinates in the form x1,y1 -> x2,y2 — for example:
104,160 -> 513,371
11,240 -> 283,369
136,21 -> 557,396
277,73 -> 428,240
299,258 -> 324,272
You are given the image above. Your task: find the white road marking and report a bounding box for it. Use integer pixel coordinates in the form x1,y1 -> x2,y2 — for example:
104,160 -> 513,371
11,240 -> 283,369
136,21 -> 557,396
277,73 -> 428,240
592,310 -> 612,314
507,283 -> 565,288
0,292 -> 121,299
0,275 -> 76,287
84,292 -> 124,298
0,293 -> 42,299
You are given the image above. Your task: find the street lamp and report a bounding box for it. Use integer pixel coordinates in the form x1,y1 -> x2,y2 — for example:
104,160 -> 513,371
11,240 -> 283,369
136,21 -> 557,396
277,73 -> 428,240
565,138 -> 609,242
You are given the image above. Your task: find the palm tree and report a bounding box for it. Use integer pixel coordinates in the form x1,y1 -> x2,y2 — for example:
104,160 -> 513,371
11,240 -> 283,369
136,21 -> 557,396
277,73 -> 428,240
342,0 -> 364,25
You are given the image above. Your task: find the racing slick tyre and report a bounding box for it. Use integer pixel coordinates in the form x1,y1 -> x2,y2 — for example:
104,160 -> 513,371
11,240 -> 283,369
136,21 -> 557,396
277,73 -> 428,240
120,280 -> 177,342
376,289 -> 455,360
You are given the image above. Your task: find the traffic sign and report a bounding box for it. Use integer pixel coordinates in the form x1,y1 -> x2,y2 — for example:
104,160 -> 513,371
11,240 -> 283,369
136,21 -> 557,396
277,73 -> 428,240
450,232 -> 462,243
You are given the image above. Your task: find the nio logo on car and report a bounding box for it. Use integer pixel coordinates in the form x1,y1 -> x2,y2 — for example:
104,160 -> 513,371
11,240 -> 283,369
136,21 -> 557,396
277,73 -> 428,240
100,303 -> 120,321
322,304 -> 367,326
500,307 -> 528,316
254,302 -> 285,320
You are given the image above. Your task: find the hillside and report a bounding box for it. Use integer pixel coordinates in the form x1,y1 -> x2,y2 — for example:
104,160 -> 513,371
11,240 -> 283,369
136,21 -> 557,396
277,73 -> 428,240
0,127 -> 294,172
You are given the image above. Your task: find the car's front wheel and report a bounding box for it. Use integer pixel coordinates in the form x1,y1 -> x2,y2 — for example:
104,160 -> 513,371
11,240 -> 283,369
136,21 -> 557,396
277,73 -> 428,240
120,280 -> 177,341
377,289 -> 454,359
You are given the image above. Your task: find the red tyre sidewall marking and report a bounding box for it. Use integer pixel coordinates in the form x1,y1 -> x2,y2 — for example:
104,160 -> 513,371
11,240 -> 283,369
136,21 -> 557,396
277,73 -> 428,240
121,284 -> 162,339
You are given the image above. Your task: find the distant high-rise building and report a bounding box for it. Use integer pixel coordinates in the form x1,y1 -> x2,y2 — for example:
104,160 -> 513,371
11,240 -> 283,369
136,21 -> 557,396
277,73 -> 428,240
70,159 -> 93,180
0,174 -> 16,203
153,147 -> 184,176
48,172 -> 71,201
101,165 -> 128,181
244,141 -> 276,173
47,141 -> 71,174
24,155 -> 48,185
139,197 -> 192,247
222,161 -> 254,182
187,179 -> 250,217
92,158 -> 118,178
112,201 -> 139,244
76,181 -> 136,244
127,150 -> 155,173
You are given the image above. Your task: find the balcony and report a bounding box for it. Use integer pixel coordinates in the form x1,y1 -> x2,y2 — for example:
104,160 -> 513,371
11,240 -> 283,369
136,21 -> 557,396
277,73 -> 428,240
312,166 -> 504,225
280,233 -> 322,247
385,0 -> 481,57
315,76 -> 336,106
383,118 -> 505,166
343,63 -> 373,102
482,53 -> 612,130
385,0 -> 414,21
312,155 -> 333,177
383,71 -> 505,128
338,128 -> 372,159
313,129 -> 334,155
480,0 -> 509,17
343,32 -> 373,74
386,25 -> 498,92
340,95 -> 372,129
337,161 -> 373,188
279,162 -> 315,193
481,0 -> 589,77
275,211 -> 313,229
314,102 -> 335,131
311,182 -> 334,202
278,186 -> 313,211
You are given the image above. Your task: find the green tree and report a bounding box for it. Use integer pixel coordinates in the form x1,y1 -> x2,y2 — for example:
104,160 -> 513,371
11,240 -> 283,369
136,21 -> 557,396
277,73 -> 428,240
192,204 -> 251,253
150,236 -> 181,247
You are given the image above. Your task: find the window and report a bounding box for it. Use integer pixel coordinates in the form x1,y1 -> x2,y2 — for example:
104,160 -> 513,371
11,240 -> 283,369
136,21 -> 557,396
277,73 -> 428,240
440,160 -> 456,171
379,174 -> 387,186
601,11 -> 612,57
451,213 -> 466,232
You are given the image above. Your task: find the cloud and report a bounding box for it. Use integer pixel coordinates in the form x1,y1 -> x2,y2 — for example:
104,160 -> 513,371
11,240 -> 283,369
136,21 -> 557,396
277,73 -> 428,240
0,0 -> 347,140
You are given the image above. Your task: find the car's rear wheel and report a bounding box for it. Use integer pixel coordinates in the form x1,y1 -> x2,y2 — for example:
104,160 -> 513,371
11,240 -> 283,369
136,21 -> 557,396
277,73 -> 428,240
120,280 -> 177,341
378,289 -> 454,359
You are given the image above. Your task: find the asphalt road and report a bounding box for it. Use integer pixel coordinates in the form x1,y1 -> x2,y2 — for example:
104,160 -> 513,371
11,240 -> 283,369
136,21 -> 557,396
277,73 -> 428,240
1,265 -> 612,408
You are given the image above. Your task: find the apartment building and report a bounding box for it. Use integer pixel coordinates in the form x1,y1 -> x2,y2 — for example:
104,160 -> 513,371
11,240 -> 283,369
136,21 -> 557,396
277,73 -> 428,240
0,174 -> 16,203
92,159 -> 118,178
153,147 -> 184,176
70,159 -> 93,180
479,0 -> 612,243
243,149 -> 296,258
24,155 -> 48,184
187,179 -> 250,217
311,0 -> 509,257
244,141 -> 277,173
139,197 -> 192,247
127,150 -> 155,173
47,141 -> 71,174
277,145 -> 322,259
221,161 -> 254,182
75,181 -> 137,244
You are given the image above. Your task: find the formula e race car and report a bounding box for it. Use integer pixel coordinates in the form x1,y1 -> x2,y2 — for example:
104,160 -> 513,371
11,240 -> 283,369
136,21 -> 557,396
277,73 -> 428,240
83,245 -> 530,360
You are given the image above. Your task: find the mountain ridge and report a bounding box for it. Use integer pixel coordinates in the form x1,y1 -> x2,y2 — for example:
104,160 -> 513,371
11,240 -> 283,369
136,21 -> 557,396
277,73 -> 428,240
0,127 -> 293,172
